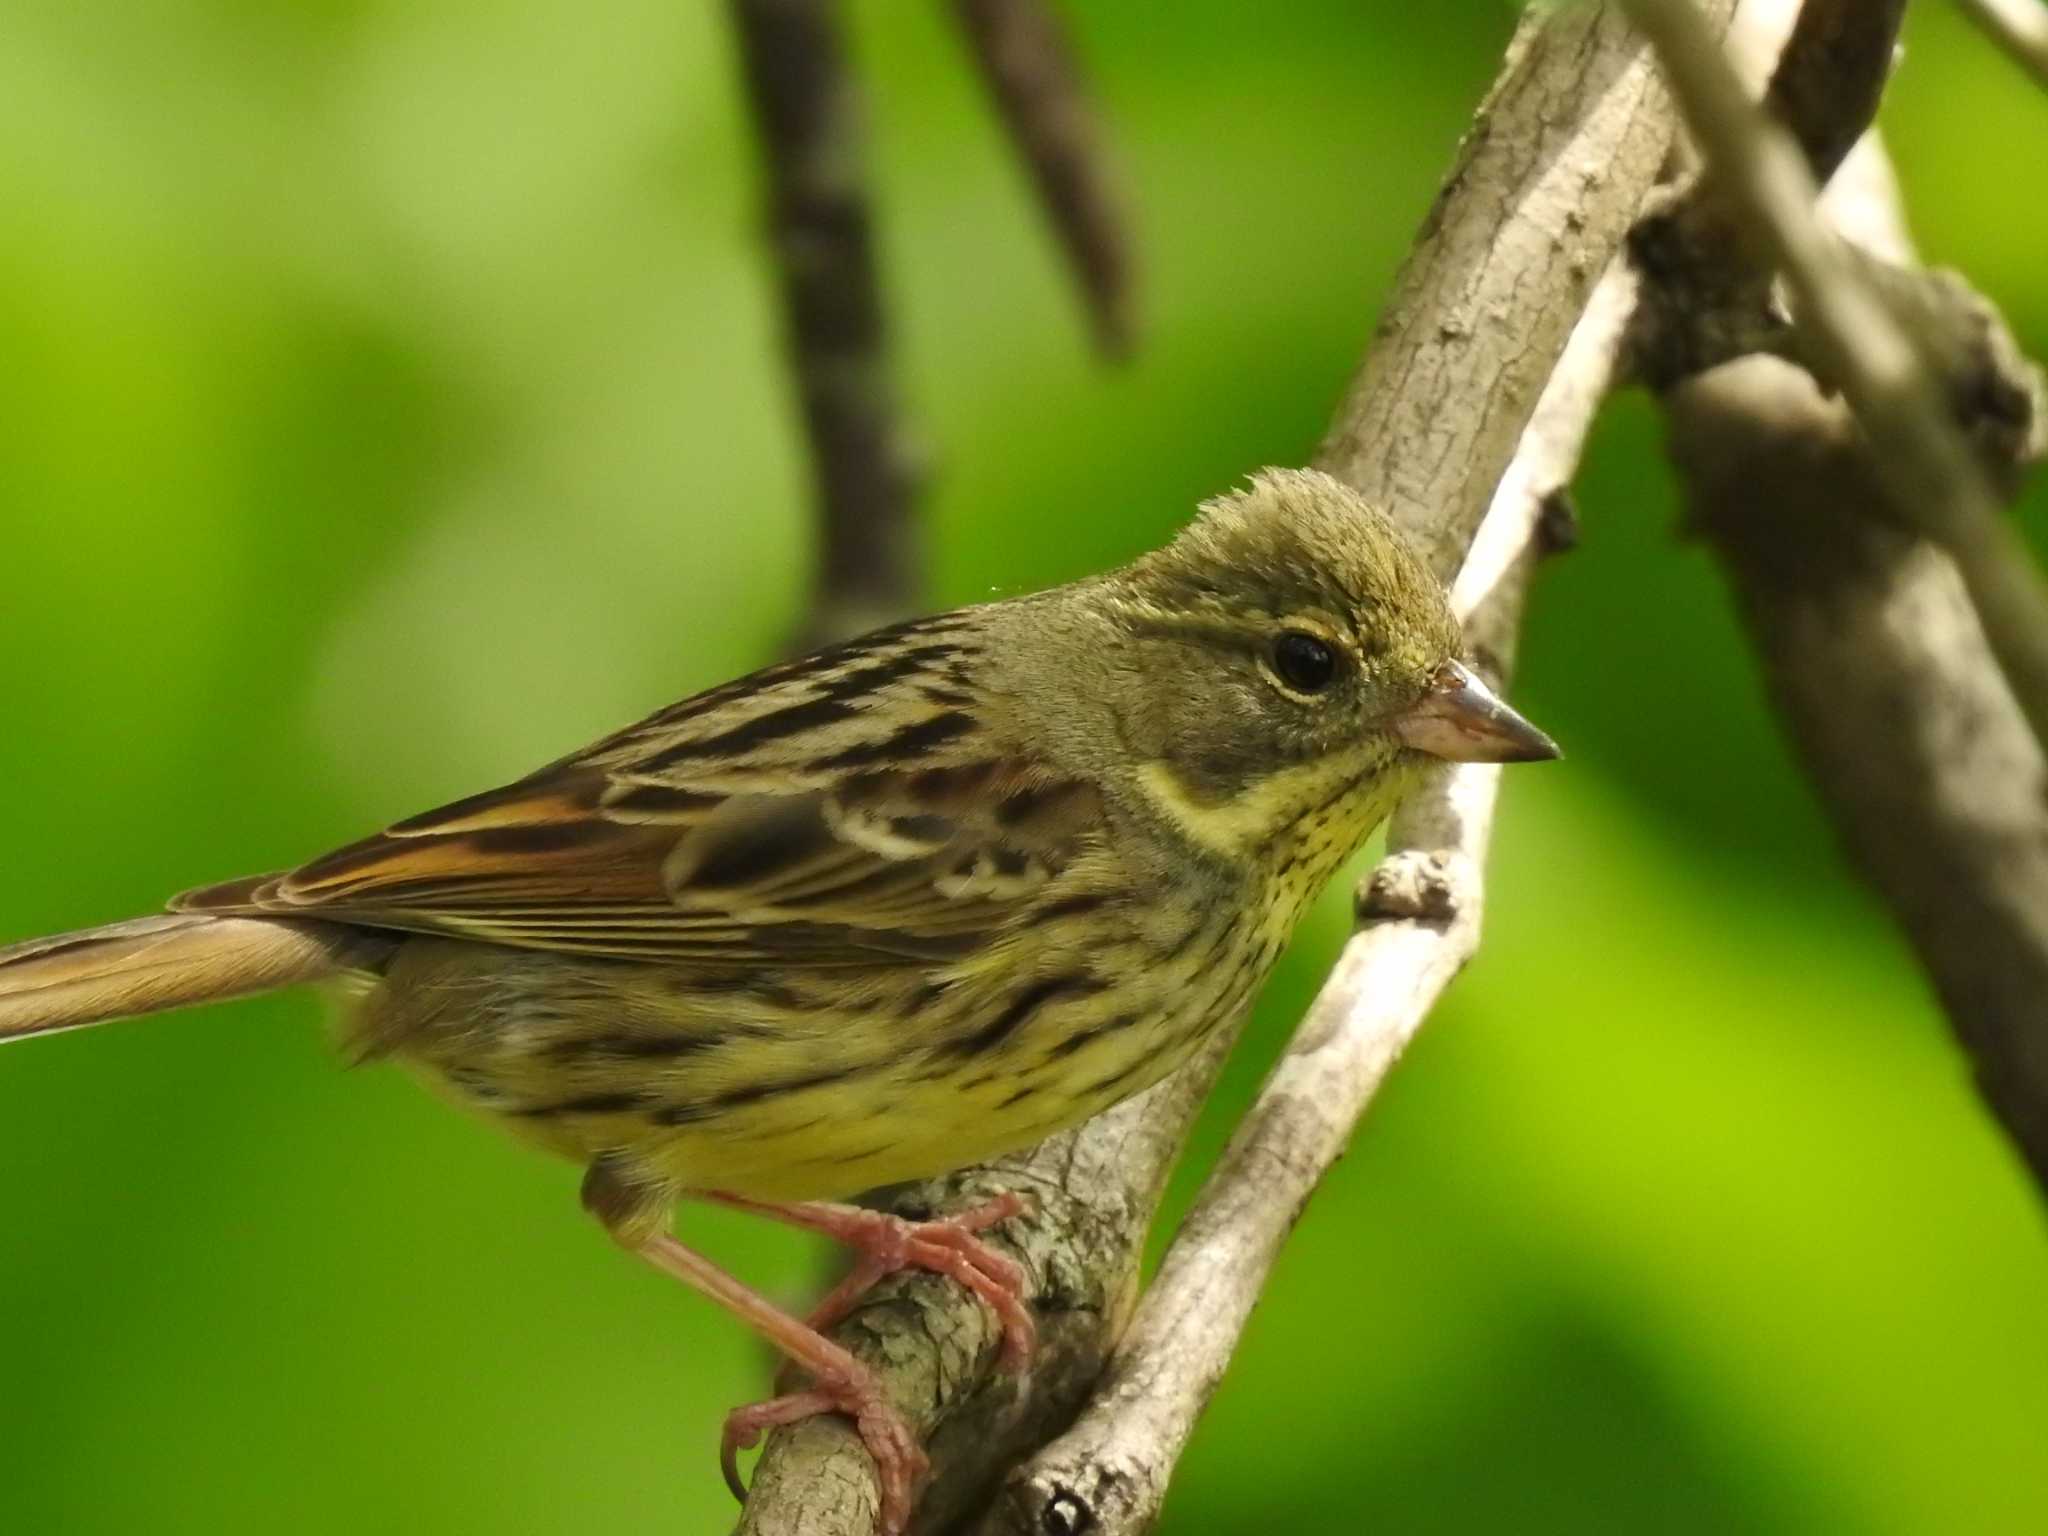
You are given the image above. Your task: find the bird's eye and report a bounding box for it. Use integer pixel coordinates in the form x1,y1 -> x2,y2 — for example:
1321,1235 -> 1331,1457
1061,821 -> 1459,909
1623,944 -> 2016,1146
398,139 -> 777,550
1271,630 -> 1340,695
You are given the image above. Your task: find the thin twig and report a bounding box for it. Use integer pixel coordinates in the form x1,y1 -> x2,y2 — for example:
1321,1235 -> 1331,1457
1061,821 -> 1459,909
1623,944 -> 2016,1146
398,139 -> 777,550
729,0 -> 925,650
1956,0 -> 2048,89
950,0 -> 1138,358
1619,0 -> 2048,755
982,260 -> 1637,1536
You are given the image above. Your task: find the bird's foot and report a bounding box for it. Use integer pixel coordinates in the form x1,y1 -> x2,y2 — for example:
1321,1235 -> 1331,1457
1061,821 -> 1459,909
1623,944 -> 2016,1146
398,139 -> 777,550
709,1190 -> 1036,1371
720,1367 -> 928,1536
802,1193 -> 1035,1369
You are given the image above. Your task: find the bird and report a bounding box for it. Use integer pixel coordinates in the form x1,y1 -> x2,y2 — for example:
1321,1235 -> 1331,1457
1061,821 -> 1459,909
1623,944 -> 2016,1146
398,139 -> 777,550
0,467 -> 1555,1532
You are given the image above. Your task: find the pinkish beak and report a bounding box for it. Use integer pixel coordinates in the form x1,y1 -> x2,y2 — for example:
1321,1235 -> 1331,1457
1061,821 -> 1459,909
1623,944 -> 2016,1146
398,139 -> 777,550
1392,660 -> 1559,764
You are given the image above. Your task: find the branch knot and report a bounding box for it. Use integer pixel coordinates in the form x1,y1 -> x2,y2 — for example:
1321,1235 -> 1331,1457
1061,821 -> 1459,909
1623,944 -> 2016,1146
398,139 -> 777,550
1357,850 -> 1465,923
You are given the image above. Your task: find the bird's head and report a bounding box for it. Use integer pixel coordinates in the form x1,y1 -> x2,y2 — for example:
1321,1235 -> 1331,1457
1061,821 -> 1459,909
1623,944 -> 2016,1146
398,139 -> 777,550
1089,467 -> 1556,865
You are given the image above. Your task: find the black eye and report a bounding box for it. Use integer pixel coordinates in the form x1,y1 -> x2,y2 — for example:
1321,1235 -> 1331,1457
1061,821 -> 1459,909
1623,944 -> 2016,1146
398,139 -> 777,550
1272,630 -> 1340,694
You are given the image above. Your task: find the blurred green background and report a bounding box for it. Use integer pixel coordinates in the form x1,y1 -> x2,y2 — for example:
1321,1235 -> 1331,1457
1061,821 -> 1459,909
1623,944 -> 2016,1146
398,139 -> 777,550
3,1 -> 2046,1531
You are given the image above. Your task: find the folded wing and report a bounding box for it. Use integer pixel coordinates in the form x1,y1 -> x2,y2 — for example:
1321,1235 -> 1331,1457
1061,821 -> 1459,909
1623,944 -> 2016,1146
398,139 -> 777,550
175,613 -> 1103,965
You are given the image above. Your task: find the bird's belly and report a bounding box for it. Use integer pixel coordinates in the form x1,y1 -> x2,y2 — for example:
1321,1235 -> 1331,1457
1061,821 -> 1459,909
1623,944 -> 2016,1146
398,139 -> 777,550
407,1020 -> 1209,1204
634,916 -> 1267,1200
623,1004 -> 1217,1201
368,905 -> 1270,1204
635,1004 -> 1220,1201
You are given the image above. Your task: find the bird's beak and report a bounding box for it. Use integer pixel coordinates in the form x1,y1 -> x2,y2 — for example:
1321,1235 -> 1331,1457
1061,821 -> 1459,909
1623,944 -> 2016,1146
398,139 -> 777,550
1392,660 -> 1560,764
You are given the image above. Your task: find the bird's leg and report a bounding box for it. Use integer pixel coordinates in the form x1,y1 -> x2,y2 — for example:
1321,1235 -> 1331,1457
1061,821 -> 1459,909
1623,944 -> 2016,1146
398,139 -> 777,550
583,1162 -> 926,1533
701,1190 -> 1036,1370
633,1228 -> 926,1529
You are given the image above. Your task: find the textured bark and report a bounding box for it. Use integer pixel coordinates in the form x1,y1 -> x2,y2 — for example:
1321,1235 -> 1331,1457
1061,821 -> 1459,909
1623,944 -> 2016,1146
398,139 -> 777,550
730,0 -> 924,650
1316,0 -> 1705,581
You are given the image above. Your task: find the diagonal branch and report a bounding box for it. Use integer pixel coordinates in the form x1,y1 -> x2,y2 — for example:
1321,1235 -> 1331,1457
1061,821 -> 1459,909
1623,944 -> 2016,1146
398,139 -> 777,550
1618,0 -> 2048,756
730,0 -> 926,651
1955,0 -> 2048,89
949,0 -> 1138,358
734,5 -> 1726,1532
1764,0 -> 1902,184
1314,1 -> 1705,580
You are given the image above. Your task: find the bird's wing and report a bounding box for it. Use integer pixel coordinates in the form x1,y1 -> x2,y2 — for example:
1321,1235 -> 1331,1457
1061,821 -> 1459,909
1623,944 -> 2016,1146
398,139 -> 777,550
175,612 -> 1104,964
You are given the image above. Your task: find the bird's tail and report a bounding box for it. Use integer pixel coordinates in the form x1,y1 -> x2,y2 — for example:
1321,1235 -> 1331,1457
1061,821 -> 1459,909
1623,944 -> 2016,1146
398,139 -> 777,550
0,913 -> 395,1043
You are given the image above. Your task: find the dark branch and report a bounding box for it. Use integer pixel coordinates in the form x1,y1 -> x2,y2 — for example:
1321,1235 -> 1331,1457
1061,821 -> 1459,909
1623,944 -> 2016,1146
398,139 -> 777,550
1625,0 -> 2048,1197
1624,0 -> 1905,388
730,0 -> 925,649
949,0 -> 1138,359
1766,0 -> 1903,182
1625,0 -> 2044,470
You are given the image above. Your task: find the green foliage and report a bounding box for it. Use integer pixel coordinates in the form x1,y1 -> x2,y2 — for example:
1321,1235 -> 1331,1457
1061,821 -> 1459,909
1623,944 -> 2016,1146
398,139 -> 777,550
2,1 -> 2044,1531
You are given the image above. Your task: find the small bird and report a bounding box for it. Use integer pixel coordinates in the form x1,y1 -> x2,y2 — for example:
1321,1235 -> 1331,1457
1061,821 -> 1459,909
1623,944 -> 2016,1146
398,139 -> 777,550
0,467 -> 1554,1531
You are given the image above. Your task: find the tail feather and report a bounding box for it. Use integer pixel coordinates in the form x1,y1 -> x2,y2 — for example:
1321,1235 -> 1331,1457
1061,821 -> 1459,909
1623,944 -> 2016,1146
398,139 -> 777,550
0,914 -> 396,1043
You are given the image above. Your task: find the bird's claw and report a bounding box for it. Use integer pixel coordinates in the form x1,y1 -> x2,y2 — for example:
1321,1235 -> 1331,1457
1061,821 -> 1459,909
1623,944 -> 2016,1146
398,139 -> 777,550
720,1377 -> 928,1535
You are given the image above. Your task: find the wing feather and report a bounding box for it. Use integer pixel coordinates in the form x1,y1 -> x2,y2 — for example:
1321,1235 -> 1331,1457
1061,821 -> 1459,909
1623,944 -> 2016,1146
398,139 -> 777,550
174,613 -> 1105,964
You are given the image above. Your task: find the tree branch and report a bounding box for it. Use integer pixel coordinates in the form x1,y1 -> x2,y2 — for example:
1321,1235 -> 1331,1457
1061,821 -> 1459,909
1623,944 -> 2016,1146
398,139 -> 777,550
1672,140 -> 2048,1201
1645,2 -> 2048,1197
1765,0 -> 1902,183
1315,1 -> 1704,579
734,1065 -> 1224,1536
733,4 -> 1724,1531
1618,0 -> 2048,755
949,0 -> 1138,358
1625,0 -> 2044,473
1955,0 -> 2048,90
979,259 -> 1636,1536
730,0 -> 925,650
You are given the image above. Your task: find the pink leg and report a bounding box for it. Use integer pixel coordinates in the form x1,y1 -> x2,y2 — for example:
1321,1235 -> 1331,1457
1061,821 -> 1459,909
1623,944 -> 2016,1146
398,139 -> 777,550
703,1191 -> 1037,1371
628,1231 -> 927,1535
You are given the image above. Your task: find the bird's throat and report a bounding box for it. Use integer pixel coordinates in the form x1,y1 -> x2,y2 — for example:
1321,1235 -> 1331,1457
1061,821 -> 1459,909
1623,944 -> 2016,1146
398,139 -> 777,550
1134,746 -> 1415,879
